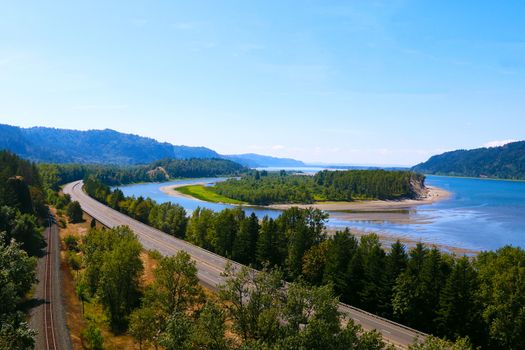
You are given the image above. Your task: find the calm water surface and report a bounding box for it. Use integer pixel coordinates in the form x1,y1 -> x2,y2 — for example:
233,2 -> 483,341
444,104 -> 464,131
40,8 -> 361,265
117,174 -> 525,251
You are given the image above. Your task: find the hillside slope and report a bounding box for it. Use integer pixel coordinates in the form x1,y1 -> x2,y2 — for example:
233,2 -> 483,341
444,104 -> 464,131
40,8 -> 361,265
412,141 -> 525,179
0,124 -> 304,166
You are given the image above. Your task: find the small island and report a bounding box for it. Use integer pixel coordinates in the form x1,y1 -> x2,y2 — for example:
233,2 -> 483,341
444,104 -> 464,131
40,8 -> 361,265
162,170 -> 450,210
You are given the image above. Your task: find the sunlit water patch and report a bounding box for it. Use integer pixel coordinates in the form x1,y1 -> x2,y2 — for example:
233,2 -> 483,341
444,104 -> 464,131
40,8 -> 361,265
117,175 -> 525,251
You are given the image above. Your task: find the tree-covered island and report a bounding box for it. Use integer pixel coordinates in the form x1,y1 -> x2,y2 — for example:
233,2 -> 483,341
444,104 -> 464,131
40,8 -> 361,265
176,170 -> 427,206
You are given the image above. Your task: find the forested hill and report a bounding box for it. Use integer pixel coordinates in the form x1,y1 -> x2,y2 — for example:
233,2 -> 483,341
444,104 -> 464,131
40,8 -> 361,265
39,158 -> 246,189
412,141 -> 525,179
0,124 -> 219,164
0,124 -> 304,166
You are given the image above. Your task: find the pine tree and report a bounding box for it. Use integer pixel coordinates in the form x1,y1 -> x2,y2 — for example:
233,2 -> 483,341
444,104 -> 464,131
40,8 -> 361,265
435,257 -> 482,342
384,240 -> 408,317
323,228 -> 358,296
256,216 -> 282,268
358,234 -> 387,314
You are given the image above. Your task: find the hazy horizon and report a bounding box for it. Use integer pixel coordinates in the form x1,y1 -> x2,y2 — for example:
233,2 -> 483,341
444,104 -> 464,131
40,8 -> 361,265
1,1 -> 524,165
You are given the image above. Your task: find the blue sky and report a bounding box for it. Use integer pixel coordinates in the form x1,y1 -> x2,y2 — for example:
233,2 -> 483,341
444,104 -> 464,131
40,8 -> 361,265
1,1 -> 524,166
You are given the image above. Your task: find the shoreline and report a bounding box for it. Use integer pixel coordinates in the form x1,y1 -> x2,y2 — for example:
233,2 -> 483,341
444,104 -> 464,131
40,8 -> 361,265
268,186 -> 451,211
326,227 -> 479,256
161,182 -> 474,255
161,182 -> 452,211
160,182 -> 210,201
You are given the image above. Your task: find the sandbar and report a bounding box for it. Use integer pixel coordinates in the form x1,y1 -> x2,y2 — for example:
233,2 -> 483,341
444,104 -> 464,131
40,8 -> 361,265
268,186 -> 451,211
161,183 -> 451,211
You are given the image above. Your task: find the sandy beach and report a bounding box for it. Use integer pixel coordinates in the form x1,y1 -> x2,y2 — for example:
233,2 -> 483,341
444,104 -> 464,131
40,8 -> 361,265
160,182 -> 210,201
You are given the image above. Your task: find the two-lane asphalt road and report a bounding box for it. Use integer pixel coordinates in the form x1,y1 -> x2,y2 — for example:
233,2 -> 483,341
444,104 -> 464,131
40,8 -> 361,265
63,180 -> 426,348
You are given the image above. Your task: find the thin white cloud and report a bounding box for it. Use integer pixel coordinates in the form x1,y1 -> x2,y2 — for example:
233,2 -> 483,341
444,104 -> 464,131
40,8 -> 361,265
483,139 -> 517,148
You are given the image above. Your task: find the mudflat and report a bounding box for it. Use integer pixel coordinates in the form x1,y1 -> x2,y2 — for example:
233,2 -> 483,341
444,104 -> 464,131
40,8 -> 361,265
268,186 -> 451,211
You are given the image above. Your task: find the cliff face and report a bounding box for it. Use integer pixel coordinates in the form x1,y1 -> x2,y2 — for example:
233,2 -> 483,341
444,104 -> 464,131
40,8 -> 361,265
410,173 -> 427,199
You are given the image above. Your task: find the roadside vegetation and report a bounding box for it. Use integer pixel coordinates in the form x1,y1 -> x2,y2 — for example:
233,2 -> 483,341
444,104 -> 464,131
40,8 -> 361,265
176,184 -> 246,204
210,170 -> 425,205
55,211 -> 159,349
81,175 -> 525,349
0,150 -> 49,349
59,224 -> 406,350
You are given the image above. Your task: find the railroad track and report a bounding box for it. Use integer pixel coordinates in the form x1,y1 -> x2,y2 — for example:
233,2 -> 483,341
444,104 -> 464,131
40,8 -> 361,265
43,225 -> 58,350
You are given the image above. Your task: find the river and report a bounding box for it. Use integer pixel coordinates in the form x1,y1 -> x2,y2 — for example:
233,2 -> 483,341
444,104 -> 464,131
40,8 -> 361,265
116,174 -> 525,251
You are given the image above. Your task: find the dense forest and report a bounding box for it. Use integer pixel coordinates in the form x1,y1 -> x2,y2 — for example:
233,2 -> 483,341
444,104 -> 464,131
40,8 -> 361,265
38,158 -> 246,189
65,226 -> 407,350
83,176 -> 525,349
412,140 -> 525,179
211,170 -> 425,205
0,150 -> 49,348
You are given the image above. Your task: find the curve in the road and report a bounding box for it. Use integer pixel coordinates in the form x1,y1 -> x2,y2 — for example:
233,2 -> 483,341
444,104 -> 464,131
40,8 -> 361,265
63,180 -> 427,348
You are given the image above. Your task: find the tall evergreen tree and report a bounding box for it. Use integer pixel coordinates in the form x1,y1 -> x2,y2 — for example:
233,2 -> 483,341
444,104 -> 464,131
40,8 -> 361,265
186,207 -> 215,250
4,177 -> 33,214
323,228 -> 358,296
213,208 -> 243,258
422,248 -> 452,328
278,208 -> 327,278
475,246 -> 525,349
435,257 -> 483,343
392,243 -> 429,327
256,216 -> 283,268
358,234 -> 387,314
232,213 -> 259,265
384,240 -> 408,317
345,248 -> 365,307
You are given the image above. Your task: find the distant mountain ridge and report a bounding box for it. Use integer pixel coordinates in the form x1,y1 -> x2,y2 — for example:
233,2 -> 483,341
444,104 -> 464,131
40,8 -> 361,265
0,124 -> 304,167
224,153 -> 305,167
412,141 -> 525,180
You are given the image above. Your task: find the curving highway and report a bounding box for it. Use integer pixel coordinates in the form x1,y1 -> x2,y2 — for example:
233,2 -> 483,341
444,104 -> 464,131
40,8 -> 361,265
63,180 -> 426,348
